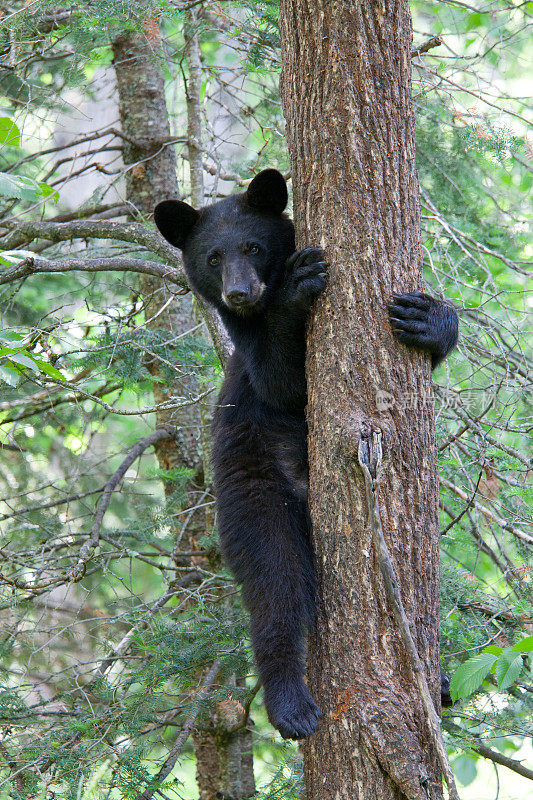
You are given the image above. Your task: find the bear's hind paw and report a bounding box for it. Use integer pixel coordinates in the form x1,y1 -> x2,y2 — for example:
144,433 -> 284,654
265,678 -> 321,740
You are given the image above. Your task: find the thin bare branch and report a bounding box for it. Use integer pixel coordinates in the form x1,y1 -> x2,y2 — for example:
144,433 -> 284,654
412,35 -> 442,57
441,477 -> 533,545
69,428 -> 177,582
0,254 -> 187,289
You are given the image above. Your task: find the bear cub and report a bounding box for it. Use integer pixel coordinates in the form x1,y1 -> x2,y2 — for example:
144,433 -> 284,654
154,169 -> 458,739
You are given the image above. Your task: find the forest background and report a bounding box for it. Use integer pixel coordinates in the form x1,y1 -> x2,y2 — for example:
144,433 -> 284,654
0,1 -> 531,799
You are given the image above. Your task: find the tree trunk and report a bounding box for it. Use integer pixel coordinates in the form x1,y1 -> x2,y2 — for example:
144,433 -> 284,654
112,28 -> 202,487
280,3 -> 443,799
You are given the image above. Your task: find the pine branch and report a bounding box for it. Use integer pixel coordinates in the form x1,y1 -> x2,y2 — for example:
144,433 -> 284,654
134,660 -> 222,800
0,741 -> 24,793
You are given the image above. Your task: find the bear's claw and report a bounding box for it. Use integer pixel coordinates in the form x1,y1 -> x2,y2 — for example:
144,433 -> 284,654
282,247 -> 328,308
264,679 -> 321,740
388,291 -> 458,368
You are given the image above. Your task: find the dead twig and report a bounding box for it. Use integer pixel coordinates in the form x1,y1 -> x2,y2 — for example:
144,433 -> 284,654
412,35 -> 442,57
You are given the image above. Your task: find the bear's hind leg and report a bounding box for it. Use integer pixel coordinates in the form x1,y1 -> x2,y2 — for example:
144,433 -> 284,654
217,477 -> 320,740
248,558 -> 320,740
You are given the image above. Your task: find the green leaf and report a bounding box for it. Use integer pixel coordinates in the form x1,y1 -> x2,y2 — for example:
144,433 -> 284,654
465,12 -> 490,31
0,117 -> 20,147
495,650 -> 523,691
521,172 -> 533,192
0,330 -> 24,343
37,182 -> 60,203
0,173 -> 59,202
450,652 -> 497,701
511,635 -> 533,653
453,754 -> 478,787
0,173 -> 42,201
483,645 -> 503,657
8,353 -> 40,372
0,364 -> 20,386
465,12 -> 482,30
31,357 -> 65,379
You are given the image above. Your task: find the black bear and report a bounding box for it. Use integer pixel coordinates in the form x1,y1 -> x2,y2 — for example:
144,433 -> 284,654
154,169 -> 458,739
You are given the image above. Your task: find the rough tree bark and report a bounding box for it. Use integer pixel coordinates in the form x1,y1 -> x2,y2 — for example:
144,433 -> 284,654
280,3 -> 444,800
112,21 -> 254,800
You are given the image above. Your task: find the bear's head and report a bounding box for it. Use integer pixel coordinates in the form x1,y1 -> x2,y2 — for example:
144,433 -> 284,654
154,169 -> 295,315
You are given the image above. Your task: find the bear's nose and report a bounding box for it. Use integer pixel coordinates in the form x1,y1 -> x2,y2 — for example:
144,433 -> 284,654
227,288 -> 250,305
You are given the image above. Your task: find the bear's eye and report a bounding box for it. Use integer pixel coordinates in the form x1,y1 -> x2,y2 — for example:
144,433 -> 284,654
248,244 -> 260,255
208,253 -> 221,267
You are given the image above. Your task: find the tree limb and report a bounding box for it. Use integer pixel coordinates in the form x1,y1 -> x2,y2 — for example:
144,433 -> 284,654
440,470 -> 483,536
0,255 -> 187,289
445,721 -> 533,782
0,487 -> 106,522
69,428 -> 178,582
0,219 -> 181,264
0,221 -> 234,367
411,35 -> 442,57
441,477 -> 533,545
0,429 -> 187,592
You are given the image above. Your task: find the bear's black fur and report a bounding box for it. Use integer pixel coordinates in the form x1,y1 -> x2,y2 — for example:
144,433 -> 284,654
154,169 -> 458,740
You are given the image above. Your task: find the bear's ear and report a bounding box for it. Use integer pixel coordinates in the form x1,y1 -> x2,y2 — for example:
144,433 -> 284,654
245,169 -> 288,215
154,200 -> 199,249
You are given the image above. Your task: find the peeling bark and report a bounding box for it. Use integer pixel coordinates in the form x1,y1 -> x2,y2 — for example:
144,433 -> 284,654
280,3 -> 443,799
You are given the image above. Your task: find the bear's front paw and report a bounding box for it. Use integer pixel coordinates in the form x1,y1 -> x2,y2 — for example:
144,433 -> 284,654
281,246 -> 328,309
388,291 -> 458,369
264,678 -> 321,740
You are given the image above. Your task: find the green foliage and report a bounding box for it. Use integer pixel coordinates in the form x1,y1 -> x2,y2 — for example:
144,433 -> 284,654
256,753 -> 304,799
78,327 -> 217,387
494,649 -> 524,692
0,0 -> 531,797
0,117 -> 20,147
453,753 -> 478,787
0,172 -> 58,201
131,606 -> 249,686
451,637 -> 533,701
0,329 -> 65,385
235,0 -> 280,69
450,652 -> 498,700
